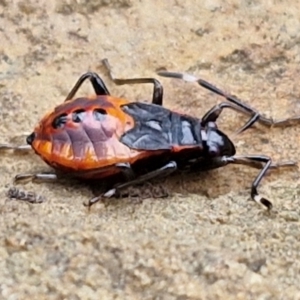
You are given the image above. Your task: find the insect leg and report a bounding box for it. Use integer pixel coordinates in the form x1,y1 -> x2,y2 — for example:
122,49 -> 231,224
102,58 -> 164,105
87,161 -> 177,206
157,71 -> 300,130
65,72 -> 111,101
221,155 -> 297,209
200,102 -> 257,134
115,162 -> 136,181
14,173 -> 58,184
0,144 -> 31,153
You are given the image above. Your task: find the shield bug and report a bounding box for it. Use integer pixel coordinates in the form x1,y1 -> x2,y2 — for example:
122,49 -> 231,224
1,59 -> 298,209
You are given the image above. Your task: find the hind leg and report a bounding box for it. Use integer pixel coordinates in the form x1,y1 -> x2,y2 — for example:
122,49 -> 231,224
102,58 -> 164,105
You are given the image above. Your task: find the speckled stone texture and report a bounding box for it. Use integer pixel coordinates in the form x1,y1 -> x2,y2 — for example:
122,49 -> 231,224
1,0 -> 300,299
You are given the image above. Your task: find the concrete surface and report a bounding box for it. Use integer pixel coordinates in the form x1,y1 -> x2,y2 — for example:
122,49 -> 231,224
1,0 -> 300,299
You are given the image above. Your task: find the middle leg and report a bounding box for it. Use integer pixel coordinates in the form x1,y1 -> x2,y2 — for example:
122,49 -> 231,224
157,71 -> 300,131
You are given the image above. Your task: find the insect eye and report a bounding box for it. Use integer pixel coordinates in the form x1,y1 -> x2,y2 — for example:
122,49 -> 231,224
72,109 -> 86,123
93,108 -> 107,121
52,113 -> 68,129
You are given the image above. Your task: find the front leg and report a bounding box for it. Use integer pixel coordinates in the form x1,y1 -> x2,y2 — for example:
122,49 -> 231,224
220,155 -> 297,209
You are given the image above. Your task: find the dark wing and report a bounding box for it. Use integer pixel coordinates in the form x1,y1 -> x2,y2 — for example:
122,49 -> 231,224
120,102 -> 202,151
